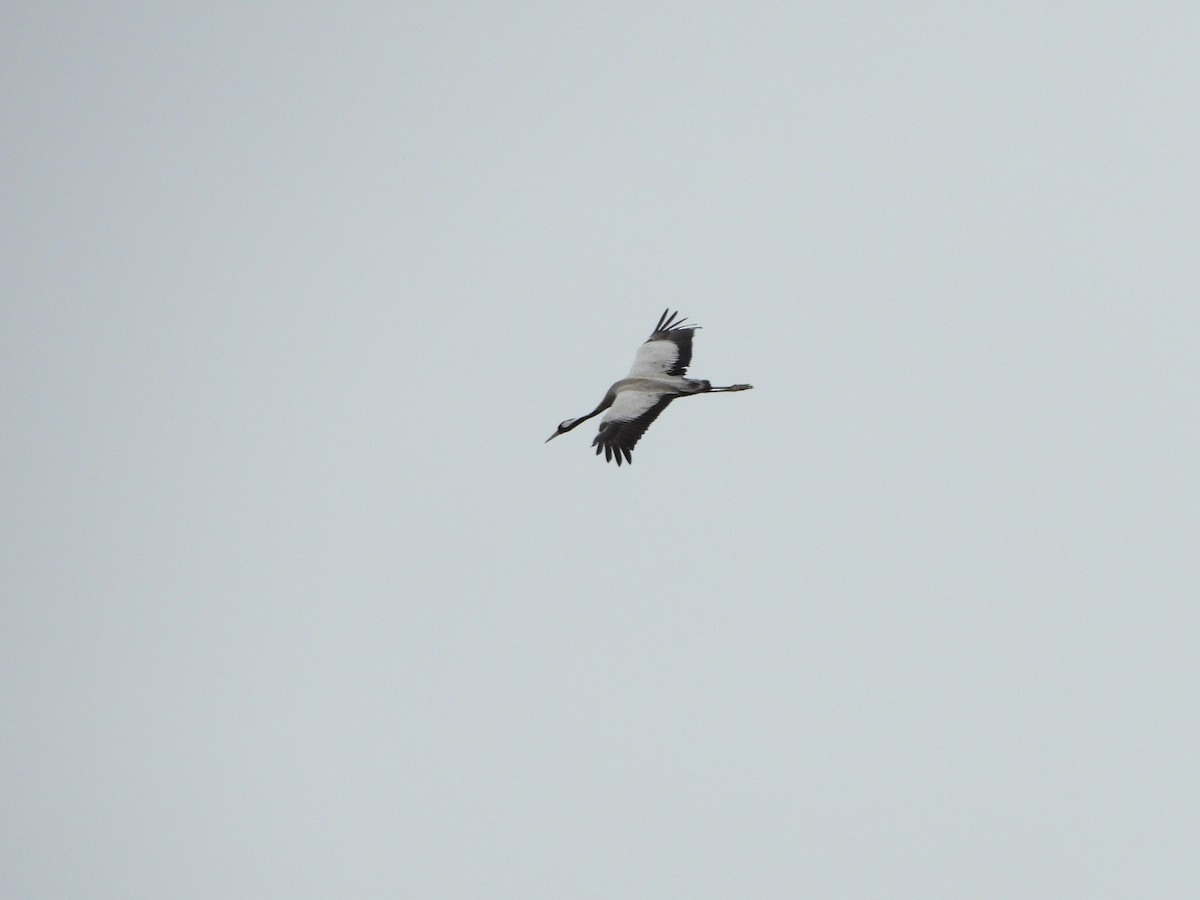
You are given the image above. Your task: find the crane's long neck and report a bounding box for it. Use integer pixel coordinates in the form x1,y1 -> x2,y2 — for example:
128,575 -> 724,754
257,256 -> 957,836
576,393 -> 613,426
567,392 -> 614,430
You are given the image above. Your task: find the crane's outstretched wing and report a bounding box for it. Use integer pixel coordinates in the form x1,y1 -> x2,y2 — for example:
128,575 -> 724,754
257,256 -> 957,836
626,309 -> 699,378
592,389 -> 676,466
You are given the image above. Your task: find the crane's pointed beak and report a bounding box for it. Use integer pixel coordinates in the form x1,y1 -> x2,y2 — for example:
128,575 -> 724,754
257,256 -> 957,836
545,431 -> 560,443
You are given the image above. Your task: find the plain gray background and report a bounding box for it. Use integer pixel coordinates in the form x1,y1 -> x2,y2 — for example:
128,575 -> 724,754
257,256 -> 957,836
3,3 -> 1198,897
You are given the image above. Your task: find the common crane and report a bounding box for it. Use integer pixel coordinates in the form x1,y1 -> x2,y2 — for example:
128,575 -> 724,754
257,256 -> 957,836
545,309 -> 753,465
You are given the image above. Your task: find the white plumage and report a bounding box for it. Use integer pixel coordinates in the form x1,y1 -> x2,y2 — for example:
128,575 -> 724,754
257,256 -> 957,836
626,337 -> 686,379
602,388 -> 665,428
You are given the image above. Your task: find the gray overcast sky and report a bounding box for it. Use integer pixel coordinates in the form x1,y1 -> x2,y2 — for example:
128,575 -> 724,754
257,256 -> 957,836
3,3 -> 1198,897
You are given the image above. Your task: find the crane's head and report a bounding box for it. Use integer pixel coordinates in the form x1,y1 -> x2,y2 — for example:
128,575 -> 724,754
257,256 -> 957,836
545,417 -> 583,442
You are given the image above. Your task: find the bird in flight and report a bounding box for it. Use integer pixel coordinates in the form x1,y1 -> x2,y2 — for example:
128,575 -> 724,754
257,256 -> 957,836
546,309 -> 753,465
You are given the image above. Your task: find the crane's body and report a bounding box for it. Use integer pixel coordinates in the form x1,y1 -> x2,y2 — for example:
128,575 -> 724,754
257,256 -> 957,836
546,309 -> 752,465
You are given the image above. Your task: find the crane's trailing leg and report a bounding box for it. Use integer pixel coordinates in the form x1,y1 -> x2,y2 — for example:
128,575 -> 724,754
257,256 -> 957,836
706,383 -> 753,392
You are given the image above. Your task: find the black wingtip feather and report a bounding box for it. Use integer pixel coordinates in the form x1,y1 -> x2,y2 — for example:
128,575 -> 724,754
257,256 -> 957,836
588,394 -> 677,465
650,309 -> 699,338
